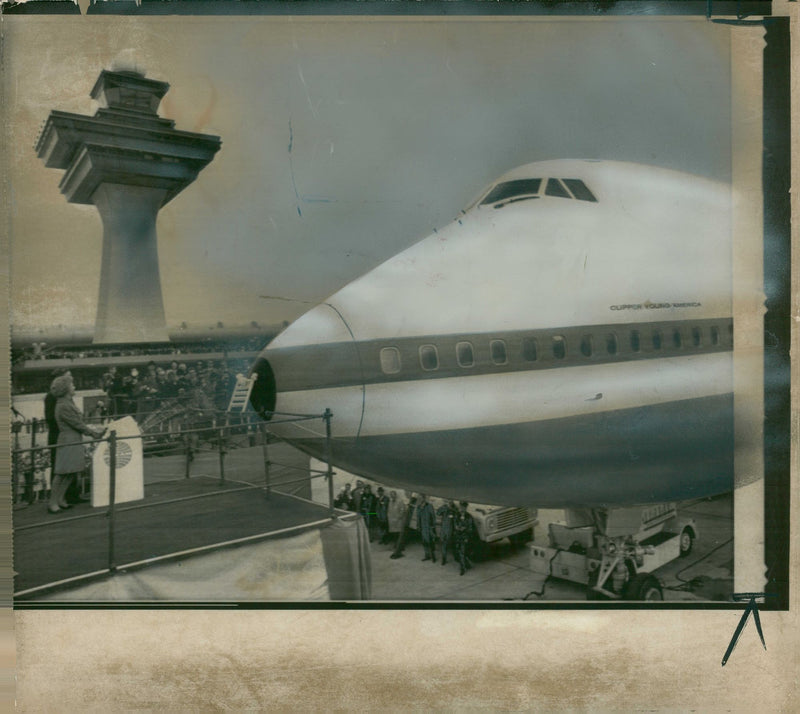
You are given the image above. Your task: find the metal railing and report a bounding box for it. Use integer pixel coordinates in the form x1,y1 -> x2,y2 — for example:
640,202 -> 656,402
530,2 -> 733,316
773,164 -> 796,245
12,407 -> 338,592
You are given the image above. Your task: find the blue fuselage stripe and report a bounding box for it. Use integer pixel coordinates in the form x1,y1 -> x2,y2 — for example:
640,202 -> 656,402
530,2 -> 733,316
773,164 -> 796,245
263,317 -> 733,392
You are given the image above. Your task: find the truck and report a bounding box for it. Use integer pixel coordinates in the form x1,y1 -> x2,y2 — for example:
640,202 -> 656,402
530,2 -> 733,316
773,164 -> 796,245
528,503 -> 697,600
309,458 -> 538,554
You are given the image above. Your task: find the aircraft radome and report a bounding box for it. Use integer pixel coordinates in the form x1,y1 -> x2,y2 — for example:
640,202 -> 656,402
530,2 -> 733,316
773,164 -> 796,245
250,159 -> 737,508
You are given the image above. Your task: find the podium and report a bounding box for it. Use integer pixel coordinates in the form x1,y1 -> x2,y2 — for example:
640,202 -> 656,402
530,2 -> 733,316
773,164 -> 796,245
92,416 -> 144,507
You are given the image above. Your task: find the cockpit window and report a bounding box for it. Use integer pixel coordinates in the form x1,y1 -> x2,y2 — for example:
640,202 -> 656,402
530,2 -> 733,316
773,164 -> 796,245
545,178 -> 571,199
480,179 -> 542,206
562,179 -> 597,202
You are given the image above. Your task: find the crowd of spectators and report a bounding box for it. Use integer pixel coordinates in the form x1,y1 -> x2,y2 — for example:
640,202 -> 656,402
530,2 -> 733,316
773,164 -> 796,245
99,359 -> 247,423
12,337 -> 266,365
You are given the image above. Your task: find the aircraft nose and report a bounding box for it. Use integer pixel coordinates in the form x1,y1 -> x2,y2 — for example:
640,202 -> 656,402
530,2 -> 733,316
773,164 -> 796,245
248,302 -> 365,436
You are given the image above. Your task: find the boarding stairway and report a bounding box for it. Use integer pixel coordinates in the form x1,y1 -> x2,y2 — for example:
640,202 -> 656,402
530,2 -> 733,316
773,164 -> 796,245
226,374 -> 257,414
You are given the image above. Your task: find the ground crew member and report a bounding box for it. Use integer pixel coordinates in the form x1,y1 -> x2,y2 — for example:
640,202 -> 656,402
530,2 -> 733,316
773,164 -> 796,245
437,500 -> 457,566
417,493 -> 437,563
454,501 -> 476,575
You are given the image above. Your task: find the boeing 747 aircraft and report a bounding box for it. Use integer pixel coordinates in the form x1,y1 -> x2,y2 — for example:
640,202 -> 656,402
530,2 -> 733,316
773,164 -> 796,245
249,160 -> 735,508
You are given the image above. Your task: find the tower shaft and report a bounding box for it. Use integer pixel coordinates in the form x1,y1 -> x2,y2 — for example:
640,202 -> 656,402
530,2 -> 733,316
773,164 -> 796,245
36,69 -> 221,344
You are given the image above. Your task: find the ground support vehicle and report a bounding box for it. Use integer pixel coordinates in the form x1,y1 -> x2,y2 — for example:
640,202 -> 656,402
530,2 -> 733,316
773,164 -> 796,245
529,504 -> 697,600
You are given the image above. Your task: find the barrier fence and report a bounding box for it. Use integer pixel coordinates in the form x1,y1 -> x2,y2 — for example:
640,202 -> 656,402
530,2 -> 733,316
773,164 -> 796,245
12,408 -> 337,584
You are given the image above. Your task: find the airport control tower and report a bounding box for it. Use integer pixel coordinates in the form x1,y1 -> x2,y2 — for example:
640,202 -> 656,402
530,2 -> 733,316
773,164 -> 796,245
36,69 -> 221,343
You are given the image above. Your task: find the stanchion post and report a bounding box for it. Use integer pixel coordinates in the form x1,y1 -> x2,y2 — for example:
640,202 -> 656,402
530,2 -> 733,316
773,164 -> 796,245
11,423 -> 21,506
107,430 -> 117,573
218,416 -> 227,485
261,422 -> 271,499
25,419 -> 38,504
323,408 -> 334,517
183,423 -> 191,479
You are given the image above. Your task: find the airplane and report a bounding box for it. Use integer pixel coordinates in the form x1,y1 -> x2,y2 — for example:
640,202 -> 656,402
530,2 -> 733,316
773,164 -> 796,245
248,159 -> 738,509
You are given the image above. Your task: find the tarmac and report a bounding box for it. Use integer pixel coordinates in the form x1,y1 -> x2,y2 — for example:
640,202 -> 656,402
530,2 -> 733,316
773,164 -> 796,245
367,495 -> 733,602
13,440 -> 734,602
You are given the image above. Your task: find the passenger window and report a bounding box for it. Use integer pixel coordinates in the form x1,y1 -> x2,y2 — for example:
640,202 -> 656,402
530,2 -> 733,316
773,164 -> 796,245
456,341 -> 474,368
562,179 -> 598,203
580,335 -> 593,358
710,326 -> 719,346
672,329 -> 682,348
692,327 -> 702,347
380,347 -> 401,375
606,333 -> 618,355
419,345 -> 439,371
552,335 -> 567,360
630,330 -> 641,352
490,340 -> 508,365
652,330 -> 663,350
522,337 -> 538,362
545,178 -> 571,199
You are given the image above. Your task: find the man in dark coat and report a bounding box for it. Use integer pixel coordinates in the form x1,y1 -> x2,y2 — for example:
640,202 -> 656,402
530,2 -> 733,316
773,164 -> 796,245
454,501 -> 476,575
437,500 -> 457,566
417,493 -> 437,563
375,487 -> 390,544
390,492 -> 417,559
334,483 -> 353,510
359,484 -> 378,541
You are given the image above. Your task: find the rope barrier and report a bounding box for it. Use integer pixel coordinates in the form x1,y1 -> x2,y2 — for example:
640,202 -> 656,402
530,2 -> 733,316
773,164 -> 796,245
13,402 -> 344,599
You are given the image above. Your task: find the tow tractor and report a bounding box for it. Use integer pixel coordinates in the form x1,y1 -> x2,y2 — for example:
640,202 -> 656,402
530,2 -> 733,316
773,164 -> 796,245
529,503 -> 697,600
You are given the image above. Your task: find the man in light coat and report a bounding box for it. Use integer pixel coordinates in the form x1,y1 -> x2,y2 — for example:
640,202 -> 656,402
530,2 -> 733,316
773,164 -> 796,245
386,490 -> 406,548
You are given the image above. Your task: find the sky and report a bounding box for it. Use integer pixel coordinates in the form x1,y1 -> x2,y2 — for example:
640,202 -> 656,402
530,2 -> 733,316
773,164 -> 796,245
4,16 -> 733,334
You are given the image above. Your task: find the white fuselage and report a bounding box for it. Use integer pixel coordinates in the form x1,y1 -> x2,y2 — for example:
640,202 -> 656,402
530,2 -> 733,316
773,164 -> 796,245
250,160 -> 735,507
